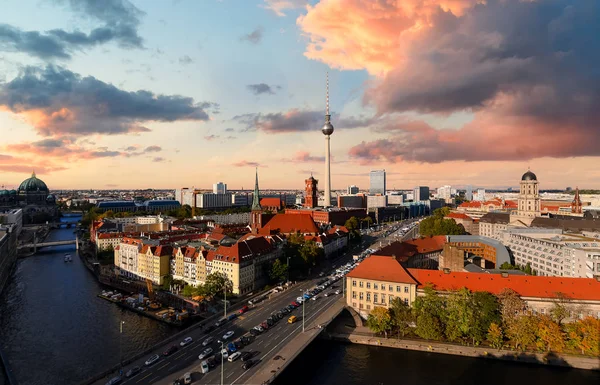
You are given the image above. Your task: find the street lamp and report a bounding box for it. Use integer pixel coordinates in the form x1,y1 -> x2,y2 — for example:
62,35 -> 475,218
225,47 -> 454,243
300,289 -> 308,332
220,340 -> 224,385
224,285 -> 227,319
119,320 -> 125,375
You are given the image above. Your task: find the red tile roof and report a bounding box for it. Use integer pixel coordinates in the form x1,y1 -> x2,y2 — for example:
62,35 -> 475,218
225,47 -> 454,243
260,197 -> 282,208
446,212 -> 474,221
211,236 -> 274,264
260,213 -> 318,235
374,236 -> 446,261
347,255 -> 418,284
407,269 -> 600,301
459,201 -> 482,208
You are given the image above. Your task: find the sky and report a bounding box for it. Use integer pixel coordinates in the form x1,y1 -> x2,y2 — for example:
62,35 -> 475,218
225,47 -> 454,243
1,0 -> 600,191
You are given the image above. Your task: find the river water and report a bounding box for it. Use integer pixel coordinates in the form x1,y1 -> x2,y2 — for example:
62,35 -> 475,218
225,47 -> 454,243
0,216 -> 178,385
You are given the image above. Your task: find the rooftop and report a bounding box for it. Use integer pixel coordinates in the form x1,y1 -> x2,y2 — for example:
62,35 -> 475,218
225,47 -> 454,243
346,255 -> 418,284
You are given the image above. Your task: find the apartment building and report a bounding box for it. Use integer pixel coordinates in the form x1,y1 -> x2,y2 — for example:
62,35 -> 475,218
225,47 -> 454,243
138,245 -> 172,285
114,238 -> 143,279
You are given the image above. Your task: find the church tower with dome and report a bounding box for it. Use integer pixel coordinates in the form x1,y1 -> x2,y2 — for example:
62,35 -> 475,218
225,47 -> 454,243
0,172 -> 58,223
508,168 -> 541,226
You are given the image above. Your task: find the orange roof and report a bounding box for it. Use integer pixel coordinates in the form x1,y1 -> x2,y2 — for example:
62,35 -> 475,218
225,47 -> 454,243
260,197 -> 282,208
374,236 -> 446,261
347,255 -> 418,284
260,213 -> 318,235
211,236 -> 274,264
446,212 -> 473,221
407,269 -> 600,301
459,201 -> 482,208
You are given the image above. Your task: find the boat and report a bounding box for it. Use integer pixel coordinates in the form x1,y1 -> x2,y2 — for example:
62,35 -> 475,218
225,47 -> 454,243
64,254 -> 72,262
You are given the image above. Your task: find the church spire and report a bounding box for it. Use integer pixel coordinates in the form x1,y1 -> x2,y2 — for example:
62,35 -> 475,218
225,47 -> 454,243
251,167 -> 261,211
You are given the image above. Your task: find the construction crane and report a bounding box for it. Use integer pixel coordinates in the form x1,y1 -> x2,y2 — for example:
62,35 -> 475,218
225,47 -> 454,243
146,278 -> 154,300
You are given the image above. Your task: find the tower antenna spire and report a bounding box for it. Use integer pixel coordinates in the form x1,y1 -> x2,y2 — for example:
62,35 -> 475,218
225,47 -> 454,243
325,71 -> 330,121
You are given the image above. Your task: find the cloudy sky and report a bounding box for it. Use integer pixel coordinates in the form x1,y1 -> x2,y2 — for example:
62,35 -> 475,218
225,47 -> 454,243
1,0 -> 599,190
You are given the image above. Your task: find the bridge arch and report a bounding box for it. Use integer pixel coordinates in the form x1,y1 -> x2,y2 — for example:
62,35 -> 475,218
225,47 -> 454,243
341,306 -> 364,328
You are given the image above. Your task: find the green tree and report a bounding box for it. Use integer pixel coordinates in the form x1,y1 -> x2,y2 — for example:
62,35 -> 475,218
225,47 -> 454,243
413,286 -> 446,340
549,293 -> 572,325
419,215 -> 466,237
487,322 -> 504,349
389,297 -> 414,337
366,307 -> 393,338
361,216 -> 373,228
444,288 -> 476,344
204,272 -> 233,298
536,315 -> 565,352
182,285 -> 195,297
506,314 -> 538,351
268,259 -> 288,283
162,274 -> 173,291
471,291 -> 502,345
344,217 -> 361,238
299,240 -> 322,266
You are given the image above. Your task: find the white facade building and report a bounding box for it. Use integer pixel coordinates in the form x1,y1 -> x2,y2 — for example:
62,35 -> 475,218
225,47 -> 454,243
476,188 -> 486,201
437,185 -> 452,201
213,182 -> 227,195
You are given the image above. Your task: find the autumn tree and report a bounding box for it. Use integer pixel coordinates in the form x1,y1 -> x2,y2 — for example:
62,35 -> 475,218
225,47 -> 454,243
506,314 -> 538,351
549,293 -> 572,325
536,315 -> 565,352
565,317 -> 600,356
471,291 -> 502,345
444,288 -> 475,344
487,323 -> 504,349
204,272 -> 233,298
497,288 -> 527,326
413,286 -> 446,340
389,297 -> 414,337
366,307 -> 393,338
344,217 -> 361,238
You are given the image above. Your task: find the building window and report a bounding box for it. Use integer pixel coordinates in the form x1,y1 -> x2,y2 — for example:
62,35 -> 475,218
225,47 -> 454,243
366,305 -> 371,310
366,282 -> 371,289
359,292 -> 364,300
352,280 -> 356,287
396,285 -> 401,292
373,283 -> 378,290
352,291 -> 357,299
404,298 -> 408,305
381,296 -> 386,304
359,303 -> 363,309
352,302 -> 357,308
404,286 -> 409,293
381,284 -> 386,291
366,293 -> 371,302
374,293 -> 378,303
389,285 -> 393,292
359,281 -> 364,288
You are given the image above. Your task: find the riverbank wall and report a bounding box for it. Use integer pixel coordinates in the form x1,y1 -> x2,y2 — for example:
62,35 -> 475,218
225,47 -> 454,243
325,332 -> 600,371
0,225 -> 18,298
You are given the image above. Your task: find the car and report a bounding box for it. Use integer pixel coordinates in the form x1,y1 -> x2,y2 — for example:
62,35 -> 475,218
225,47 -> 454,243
203,324 -> 215,334
291,301 -> 299,307
288,315 -> 297,324
324,293 -> 329,297
276,311 -> 284,319
105,376 -> 122,385
172,379 -> 183,385
198,348 -> 213,360
163,345 -> 178,356
221,348 -> 229,359
145,354 -> 160,366
206,356 -> 218,368
215,318 -> 227,327
282,307 -> 290,314
228,352 -> 242,362
203,336 -> 215,346
238,305 -> 249,314
296,296 -> 304,303
260,321 -> 269,329
234,339 -> 243,349
266,318 -> 274,326
335,290 -> 341,295
227,342 -> 237,353
183,372 -> 193,384
254,325 -> 264,332
311,295 -> 318,301
242,359 -> 256,370
125,366 -> 141,378
227,313 -> 238,321
240,351 -> 253,362
200,360 -> 210,374
222,331 -> 235,340
249,328 -> 260,336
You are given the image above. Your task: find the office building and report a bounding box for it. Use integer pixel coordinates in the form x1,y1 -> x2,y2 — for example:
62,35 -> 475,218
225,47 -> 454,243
369,170 -> 386,195
437,185 -> 452,201
367,195 -> 387,209
413,186 -> 429,202
213,182 -> 227,195
465,185 -> 473,201
476,188 -> 486,202
347,185 -> 359,195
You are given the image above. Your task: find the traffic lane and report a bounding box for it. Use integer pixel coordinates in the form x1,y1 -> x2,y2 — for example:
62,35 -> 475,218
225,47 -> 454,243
120,280 -> 321,384
226,294 -> 341,385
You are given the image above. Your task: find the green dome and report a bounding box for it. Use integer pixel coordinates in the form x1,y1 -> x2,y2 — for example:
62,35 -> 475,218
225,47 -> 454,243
0,190 -> 7,196
9,189 -> 16,195
18,172 -> 49,193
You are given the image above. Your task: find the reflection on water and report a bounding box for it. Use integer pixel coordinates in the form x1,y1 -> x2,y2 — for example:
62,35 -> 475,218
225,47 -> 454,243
0,217 -> 178,385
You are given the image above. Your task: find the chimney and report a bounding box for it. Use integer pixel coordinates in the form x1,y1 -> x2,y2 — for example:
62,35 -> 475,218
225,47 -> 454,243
501,272 -> 508,278
443,268 -> 451,274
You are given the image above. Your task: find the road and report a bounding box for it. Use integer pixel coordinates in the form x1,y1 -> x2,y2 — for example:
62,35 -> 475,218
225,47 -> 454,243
95,218 -> 421,385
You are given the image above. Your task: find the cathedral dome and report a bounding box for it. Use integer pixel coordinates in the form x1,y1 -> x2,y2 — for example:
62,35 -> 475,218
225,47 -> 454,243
18,172 -> 49,193
521,170 -> 537,181
46,194 -> 56,203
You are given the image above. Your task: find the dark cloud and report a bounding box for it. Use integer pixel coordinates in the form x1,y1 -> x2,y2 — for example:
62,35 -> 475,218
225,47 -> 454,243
224,127 -> 235,132
179,55 -> 193,65
246,83 -> 278,95
282,151 -> 324,163
152,157 -> 166,162
123,145 -> 138,152
144,145 -> 162,152
204,135 -> 219,141
232,160 -> 262,167
240,27 -> 264,44
0,0 -> 144,60
0,65 -> 217,137
226,136 -> 237,140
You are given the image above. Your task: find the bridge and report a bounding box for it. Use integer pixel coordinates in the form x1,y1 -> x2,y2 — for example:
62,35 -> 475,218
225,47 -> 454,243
18,237 -> 78,252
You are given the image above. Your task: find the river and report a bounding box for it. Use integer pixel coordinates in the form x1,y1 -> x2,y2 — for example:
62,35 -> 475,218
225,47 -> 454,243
0,216 -> 178,385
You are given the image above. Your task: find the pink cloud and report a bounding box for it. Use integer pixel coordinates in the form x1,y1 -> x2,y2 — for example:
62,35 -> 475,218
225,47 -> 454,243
232,160 -> 264,167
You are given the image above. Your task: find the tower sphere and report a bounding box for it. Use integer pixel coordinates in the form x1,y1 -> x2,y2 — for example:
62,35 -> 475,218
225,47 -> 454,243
322,122 -> 334,135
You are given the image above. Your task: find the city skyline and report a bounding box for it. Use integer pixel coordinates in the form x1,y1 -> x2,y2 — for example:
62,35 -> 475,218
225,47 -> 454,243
1,0 -> 600,190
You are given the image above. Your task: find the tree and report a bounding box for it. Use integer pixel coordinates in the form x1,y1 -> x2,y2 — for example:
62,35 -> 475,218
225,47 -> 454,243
497,288 -> 527,326
565,317 -> 600,355
362,216 -> 373,228
536,315 -> 565,353
418,215 -> 466,237
389,297 -> 414,337
366,307 -> 393,338
549,292 -> 572,325
299,240 -> 322,266
162,274 -> 174,291
182,285 -> 195,297
344,217 -> 361,238
487,323 -> 504,349
444,288 -> 475,344
506,314 -> 538,351
471,291 -> 502,345
412,286 -> 446,340
204,272 -> 233,298
268,259 -> 288,283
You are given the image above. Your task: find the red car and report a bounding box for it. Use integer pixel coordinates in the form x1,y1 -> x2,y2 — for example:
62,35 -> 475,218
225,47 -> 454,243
238,305 -> 249,314
291,301 -> 300,307
163,345 -> 178,356
260,321 -> 269,330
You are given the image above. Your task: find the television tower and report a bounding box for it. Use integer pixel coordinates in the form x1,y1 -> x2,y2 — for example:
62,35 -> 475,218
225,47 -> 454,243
321,72 -> 334,207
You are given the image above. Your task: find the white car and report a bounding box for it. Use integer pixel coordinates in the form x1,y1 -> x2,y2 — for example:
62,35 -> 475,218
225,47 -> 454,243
145,354 -> 160,366
221,348 -> 229,359
311,295 -> 318,301
202,337 -> 214,346
296,296 -> 304,303
324,293 -> 329,297
222,331 -> 234,340
335,290 -> 341,295
198,348 -> 213,360
180,337 -> 193,347
228,352 -> 242,362
200,361 -> 209,374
